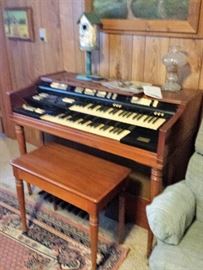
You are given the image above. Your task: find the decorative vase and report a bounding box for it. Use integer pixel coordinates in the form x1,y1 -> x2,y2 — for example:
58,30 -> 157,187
162,46 -> 187,91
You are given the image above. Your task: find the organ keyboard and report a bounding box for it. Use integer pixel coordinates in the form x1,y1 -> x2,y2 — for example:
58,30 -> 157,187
12,75 -> 178,152
9,71 -> 201,168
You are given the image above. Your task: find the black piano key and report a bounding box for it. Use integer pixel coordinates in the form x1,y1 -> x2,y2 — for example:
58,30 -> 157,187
117,123 -> 127,129
152,117 -> 159,123
117,128 -> 124,135
108,126 -> 116,133
122,111 -> 129,117
128,125 -> 135,131
148,116 -> 155,123
79,115 -> 92,124
62,113 -> 71,119
58,113 -> 67,118
99,120 -> 110,129
118,111 -> 126,116
86,121 -> 94,127
112,127 -> 120,134
143,115 -> 151,122
137,114 -> 144,120
88,104 -> 97,109
106,108 -> 114,114
97,105 -> 108,112
102,125 -> 110,131
132,113 -> 138,119
71,112 -> 81,121
109,108 -> 118,114
81,102 -> 89,107
88,117 -> 98,125
126,112 -> 133,118
93,122 -> 102,128
103,106 -> 111,112
95,105 -> 102,111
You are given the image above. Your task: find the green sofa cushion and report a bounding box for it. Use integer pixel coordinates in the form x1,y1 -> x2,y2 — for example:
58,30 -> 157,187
149,221 -> 203,270
186,152 -> 203,222
146,181 -> 195,245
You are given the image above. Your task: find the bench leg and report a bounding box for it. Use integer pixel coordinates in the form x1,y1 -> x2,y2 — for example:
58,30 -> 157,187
16,179 -> 27,232
27,182 -> 32,195
90,211 -> 99,270
53,200 -> 58,211
118,192 -> 125,243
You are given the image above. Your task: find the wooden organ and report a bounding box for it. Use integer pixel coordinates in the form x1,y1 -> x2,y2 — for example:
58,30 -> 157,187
8,71 -> 202,254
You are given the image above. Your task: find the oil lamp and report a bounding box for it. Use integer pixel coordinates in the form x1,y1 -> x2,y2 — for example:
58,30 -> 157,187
162,46 -> 187,91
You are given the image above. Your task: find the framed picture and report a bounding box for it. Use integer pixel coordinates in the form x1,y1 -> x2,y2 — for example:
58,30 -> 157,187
3,7 -> 34,41
89,0 -> 202,35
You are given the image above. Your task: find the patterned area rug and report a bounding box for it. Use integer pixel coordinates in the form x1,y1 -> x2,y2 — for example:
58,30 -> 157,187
0,187 -> 128,270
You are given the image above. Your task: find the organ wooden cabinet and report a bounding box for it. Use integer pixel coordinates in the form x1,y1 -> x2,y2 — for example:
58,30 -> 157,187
8,71 -> 202,234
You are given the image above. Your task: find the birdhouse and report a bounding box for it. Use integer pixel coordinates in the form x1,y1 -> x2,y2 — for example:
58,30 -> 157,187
77,12 -> 101,51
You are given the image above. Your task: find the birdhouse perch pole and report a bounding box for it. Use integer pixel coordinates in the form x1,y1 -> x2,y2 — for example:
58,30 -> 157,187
86,51 -> 92,76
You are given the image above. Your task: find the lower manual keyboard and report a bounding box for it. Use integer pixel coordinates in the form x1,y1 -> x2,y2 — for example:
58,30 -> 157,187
40,113 -> 131,141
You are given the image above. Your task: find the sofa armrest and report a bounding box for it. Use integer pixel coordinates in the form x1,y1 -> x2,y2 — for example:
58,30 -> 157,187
146,181 -> 195,245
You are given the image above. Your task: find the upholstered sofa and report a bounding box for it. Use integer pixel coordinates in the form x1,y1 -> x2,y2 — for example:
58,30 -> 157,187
146,119 -> 203,270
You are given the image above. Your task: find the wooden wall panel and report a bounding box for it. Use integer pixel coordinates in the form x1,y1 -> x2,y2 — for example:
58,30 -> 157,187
0,0 -> 203,142
99,33 -> 110,78
71,0 -> 85,74
60,0 -> 76,72
109,34 -> 121,79
109,34 -> 133,80
30,0 -> 46,79
39,0 -> 64,74
119,35 -> 133,80
131,36 -> 146,81
1,0 -> 203,91
3,0 -> 37,89
3,0 -> 64,89
144,37 -> 169,85
0,1 -> 14,137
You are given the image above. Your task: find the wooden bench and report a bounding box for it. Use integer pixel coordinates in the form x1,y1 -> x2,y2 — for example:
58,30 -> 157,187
11,143 -> 131,270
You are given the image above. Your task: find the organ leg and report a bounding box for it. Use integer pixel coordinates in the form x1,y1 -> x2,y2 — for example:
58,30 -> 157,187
147,167 -> 162,257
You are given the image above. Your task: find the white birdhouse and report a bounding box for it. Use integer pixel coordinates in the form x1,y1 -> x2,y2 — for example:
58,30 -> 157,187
78,12 -> 101,51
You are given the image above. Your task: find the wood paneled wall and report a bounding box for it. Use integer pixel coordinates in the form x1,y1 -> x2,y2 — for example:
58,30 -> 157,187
0,0 -> 203,139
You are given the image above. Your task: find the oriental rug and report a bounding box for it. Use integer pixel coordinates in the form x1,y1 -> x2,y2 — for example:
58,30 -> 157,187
0,187 -> 128,270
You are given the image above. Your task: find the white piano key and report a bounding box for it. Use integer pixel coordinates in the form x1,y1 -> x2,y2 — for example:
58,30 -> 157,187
22,104 -> 45,115
62,97 -> 75,104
